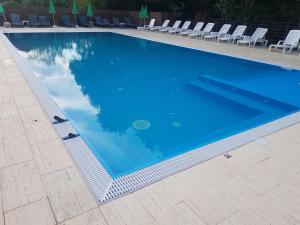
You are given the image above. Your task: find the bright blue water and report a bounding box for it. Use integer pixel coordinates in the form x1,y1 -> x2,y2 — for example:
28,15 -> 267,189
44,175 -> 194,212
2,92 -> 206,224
6,32 -> 300,178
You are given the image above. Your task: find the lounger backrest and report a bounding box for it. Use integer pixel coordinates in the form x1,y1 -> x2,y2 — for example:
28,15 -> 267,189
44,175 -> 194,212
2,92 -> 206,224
125,17 -> 132,24
203,23 -> 215,32
28,14 -> 38,23
10,14 -> 21,23
79,16 -> 88,24
284,30 -> 300,46
219,24 -> 231,34
95,16 -> 102,23
39,16 -> 48,24
148,18 -> 155,27
193,22 -> 204,31
161,20 -> 170,28
61,15 -> 71,24
172,20 -> 181,29
232,25 -> 247,36
181,21 -> 191,30
251,28 -> 268,39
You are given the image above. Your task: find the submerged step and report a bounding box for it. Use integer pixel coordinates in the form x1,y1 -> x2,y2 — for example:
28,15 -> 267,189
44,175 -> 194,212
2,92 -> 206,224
186,76 -> 297,115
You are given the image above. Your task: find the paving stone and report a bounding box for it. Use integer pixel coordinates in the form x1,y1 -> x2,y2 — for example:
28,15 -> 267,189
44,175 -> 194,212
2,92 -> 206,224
43,167 -> 97,223
5,199 -> 56,225
32,139 -> 73,175
24,120 -> 58,145
100,194 -> 156,225
18,105 -> 48,124
1,161 -> 46,211
0,134 -> 33,168
153,202 -> 206,225
58,208 -> 108,225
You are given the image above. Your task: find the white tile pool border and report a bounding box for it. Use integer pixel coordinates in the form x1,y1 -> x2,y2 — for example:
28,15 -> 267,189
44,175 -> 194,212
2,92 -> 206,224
1,31 -> 300,204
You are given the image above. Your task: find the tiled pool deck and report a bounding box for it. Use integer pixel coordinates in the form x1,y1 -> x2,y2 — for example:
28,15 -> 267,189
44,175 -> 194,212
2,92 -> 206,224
0,27 -> 300,225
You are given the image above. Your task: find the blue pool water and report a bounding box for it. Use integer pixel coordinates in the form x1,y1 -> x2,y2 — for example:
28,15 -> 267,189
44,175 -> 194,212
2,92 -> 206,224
6,32 -> 300,178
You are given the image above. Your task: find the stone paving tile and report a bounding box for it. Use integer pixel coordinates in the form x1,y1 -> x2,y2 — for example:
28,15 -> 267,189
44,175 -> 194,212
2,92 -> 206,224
58,208 -> 108,225
0,79 -> 11,93
221,176 -> 297,225
134,176 -> 187,216
13,94 -> 39,108
183,184 -> 237,225
0,103 -> 19,119
0,189 -> 4,225
0,134 -> 33,169
24,120 -> 58,145
32,139 -> 73,175
0,91 -> 13,104
43,167 -> 97,223
153,202 -> 206,225
263,176 -> 300,222
1,161 -> 46,212
4,199 -> 56,225
0,121 -> 25,139
100,194 -> 157,225
18,105 -> 48,124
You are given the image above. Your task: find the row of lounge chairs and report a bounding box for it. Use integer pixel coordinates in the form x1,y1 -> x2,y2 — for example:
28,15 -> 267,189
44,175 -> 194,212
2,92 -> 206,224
8,13 -> 136,28
138,19 -> 300,53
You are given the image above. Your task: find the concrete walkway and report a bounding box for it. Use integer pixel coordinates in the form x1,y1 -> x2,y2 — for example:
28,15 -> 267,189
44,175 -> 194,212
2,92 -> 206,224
0,27 -> 300,225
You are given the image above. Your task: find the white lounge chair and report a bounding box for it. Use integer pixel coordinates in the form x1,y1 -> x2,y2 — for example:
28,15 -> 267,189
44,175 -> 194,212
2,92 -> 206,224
137,19 -> 155,30
204,24 -> 231,41
149,20 -> 170,32
269,30 -> 300,53
218,25 -> 247,43
169,21 -> 191,34
160,20 -> 181,33
188,23 -> 215,38
237,28 -> 268,47
180,22 -> 204,36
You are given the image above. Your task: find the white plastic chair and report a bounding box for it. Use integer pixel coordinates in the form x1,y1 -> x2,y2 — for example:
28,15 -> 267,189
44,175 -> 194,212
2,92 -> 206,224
160,20 -> 181,33
149,20 -> 170,32
218,25 -> 247,44
237,28 -> 268,47
204,24 -> 232,41
137,19 -> 155,30
180,22 -> 204,36
269,30 -> 300,53
169,21 -> 191,34
188,23 -> 215,38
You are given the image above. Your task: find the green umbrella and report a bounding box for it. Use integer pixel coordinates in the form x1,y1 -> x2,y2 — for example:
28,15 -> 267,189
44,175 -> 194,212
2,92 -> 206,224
143,5 -> 149,19
87,2 -> 94,21
138,5 -> 144,19
138,4 -> 144,26
72,0 -> 79,26
0,3 -> 6,22
49,0 -> 56,26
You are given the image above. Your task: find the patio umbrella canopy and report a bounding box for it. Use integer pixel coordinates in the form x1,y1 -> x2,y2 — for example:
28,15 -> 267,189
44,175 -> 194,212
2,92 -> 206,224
0,3 -> 6,21
49,0 -> 56,26
72,0 -> 79,25
87,2 -> 94,19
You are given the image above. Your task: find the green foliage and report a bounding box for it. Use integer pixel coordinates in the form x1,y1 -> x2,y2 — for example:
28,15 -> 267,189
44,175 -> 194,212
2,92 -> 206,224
2,0 -> 299,22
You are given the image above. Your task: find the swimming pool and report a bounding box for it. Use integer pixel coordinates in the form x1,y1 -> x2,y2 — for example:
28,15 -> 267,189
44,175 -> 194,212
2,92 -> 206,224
4,32 -> 300,202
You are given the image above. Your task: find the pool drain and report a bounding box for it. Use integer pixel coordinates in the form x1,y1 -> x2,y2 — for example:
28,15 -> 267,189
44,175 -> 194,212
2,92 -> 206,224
132,120 -> 151,130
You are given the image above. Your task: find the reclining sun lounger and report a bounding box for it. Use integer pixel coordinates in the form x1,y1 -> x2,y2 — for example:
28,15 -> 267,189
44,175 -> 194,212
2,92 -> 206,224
10,14 -> 23,27
269,30 -> 300,53
149,20 -> 170,32
218,25 -> 247,43
180,22 -> 204,36
188,23 -> 214,38
101,18 -> 113,27
237,28 -> 268,47
61,15 -> 75,27
169,21 -> 191,34
137,18 -> 155,30
204,24 -> 231,40
112,18 -> 126,28
124,17 -> 136,28
160,20 -> 181,33
78,15 -> 93,27
28,14 -> 40,27
39,16 -> 51,27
